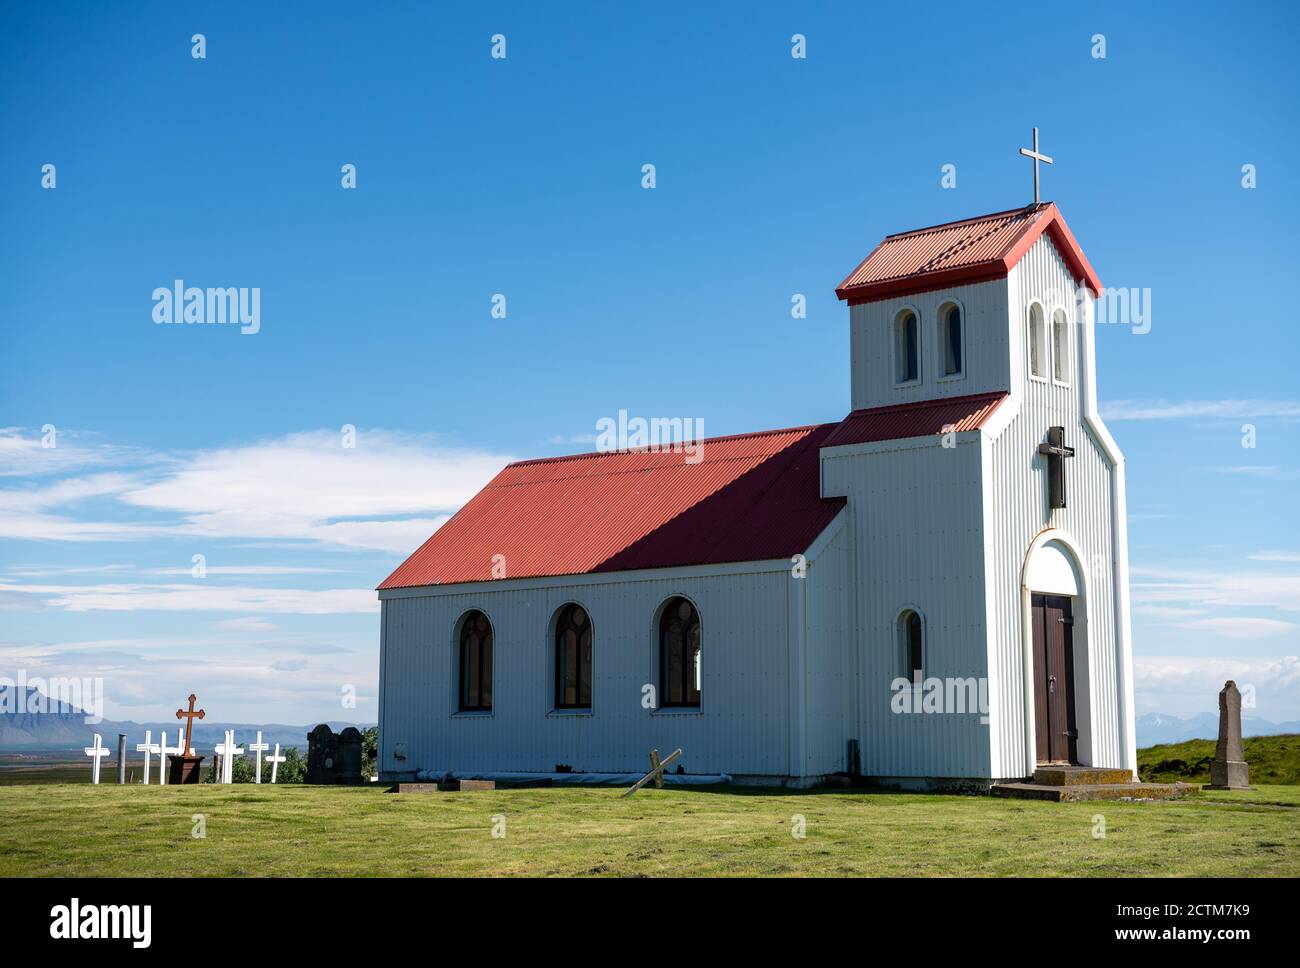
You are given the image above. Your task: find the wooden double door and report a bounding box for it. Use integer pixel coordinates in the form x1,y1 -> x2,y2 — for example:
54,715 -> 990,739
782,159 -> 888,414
1030,594 -> 1078,765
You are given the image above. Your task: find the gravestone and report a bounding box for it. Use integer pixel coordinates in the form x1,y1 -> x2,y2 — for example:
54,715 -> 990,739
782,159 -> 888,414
306,724 -> 364,784
169,692 -> 206,784
1206,680 -> 1250,789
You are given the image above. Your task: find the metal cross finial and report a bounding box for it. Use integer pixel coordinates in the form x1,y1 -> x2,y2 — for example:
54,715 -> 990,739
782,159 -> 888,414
1018,127 -> 1053,205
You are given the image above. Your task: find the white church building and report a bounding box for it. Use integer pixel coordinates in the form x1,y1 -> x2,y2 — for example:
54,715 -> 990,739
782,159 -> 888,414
376,200 -> 1137,787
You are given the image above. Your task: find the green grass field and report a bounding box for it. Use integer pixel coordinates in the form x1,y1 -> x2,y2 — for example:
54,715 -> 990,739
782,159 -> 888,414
1,782 -> 1297,877
1138,734 -> 1300,785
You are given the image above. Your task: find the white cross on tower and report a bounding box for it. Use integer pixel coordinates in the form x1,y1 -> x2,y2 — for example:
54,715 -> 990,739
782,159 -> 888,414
248,731 -> 270,784
1018,127 -> 1053,205
214,729 -> 244,784
266,743 -> 286,784
84,733 -> 110,784
135,730 -> 161,785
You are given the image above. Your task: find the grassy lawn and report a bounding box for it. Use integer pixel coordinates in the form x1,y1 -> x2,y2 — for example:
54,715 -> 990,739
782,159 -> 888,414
1138,734 -> 1300,785
1,782 -> 1297,877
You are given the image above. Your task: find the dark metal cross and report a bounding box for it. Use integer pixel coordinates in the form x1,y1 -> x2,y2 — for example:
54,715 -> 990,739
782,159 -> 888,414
175,693 -> 205,757
1038,426 -> 1074,509
1018,127 -> 1053,205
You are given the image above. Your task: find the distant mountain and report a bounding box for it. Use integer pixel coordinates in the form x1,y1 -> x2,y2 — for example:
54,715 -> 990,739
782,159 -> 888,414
1137,711 -> 1300,747
0,688 -> 370,750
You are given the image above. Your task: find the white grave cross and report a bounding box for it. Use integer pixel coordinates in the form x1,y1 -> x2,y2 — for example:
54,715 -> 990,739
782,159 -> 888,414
248,731 -> 270,784
135,730 -> 161,784
84,733 -> 110,784
266,743 -> 286,784
159,730 -> 173,785
214,729 -> 244,784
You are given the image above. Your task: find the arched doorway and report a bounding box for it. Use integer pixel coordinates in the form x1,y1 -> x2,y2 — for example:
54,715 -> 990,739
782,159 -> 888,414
1021,534 -> 1090,770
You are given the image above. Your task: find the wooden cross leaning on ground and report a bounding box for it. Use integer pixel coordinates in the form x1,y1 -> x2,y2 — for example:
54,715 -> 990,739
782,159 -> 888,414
621,748 -> 683,798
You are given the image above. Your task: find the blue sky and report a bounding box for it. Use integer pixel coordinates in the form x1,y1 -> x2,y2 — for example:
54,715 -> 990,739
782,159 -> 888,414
1,1 -> 1297,726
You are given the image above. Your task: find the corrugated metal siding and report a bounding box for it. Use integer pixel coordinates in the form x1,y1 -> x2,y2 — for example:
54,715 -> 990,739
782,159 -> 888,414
985,235 -> 1123,778
380,565 -> 797,777
804,519 -> 854,775
822,440 -> 993,778
849,278 -> 1012,411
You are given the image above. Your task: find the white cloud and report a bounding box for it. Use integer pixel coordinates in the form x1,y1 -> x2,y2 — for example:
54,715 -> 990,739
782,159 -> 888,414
119,429 -> 508,552
0,581 -> 378,614
1130,564 -> 1300,613
1250,551 -> 1300,563
216,617 -> 278,633
0,428 -> 511,553
1174,617 -> 1299,640
0,428 -> 157,478
0,511 -> 170,543
149,565 -> 342,576
1134,654 -> 1300,720
1100,399 -> 1300,421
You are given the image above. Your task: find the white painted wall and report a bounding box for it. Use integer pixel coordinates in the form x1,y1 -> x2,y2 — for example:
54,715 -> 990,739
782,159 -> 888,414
982,234 -> 1131,778
848,278 -> 1010,411
821,435 -> 994,778
379,559 -> 817,780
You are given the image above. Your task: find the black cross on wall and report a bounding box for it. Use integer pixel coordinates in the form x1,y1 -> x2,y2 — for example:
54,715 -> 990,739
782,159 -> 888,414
1037,426 -> 1075,509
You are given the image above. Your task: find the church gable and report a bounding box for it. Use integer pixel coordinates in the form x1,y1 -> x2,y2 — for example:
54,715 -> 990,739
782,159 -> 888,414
835,202 -> 1101,305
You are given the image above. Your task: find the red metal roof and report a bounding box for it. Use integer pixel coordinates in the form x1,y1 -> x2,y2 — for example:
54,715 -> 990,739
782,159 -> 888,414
835,202 -> 1102,304
820,392 -> 1009,449
379,424 -> 847,589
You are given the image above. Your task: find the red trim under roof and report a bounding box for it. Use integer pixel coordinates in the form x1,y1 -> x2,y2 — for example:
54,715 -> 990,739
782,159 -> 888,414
378,423 -> 847,590
835,203 -> 1102,304
821,392 -> 1009,449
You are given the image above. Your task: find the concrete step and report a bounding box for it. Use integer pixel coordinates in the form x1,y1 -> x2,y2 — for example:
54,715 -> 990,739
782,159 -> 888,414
1033,766 -> 1136,786
991,781 -> 1199,802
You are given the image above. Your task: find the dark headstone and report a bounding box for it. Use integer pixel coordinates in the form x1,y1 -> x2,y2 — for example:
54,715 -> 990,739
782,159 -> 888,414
1206,680 -> 1250,790
305,724 -> 365,785
169,754 -> 205,784
337,727 -> 363,784
116,733 -> 127,785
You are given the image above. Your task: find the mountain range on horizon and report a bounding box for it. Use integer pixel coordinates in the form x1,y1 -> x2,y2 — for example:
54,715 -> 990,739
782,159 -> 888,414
0,688 -> 370,750
3,688 -> 1295,752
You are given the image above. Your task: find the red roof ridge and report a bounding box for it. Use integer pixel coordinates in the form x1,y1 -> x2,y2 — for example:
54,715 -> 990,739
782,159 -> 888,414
840,390 -> 1007,417
822,392 -> 1009,450
881,202 -> 1046,241
835,202 -> 1100,304
507,421 -> 838,468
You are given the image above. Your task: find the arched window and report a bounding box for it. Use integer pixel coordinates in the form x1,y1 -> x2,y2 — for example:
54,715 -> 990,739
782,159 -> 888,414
554,603 -> 592,709
1052,308 -> 1070,383
898,609 -> 923,683
894,309 -> 920,385
659,597 -> 701,707
457,610 -> 493,711
1027,303 -> 1047,379
939,302 -> 963,376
